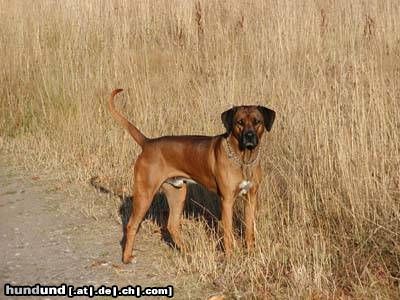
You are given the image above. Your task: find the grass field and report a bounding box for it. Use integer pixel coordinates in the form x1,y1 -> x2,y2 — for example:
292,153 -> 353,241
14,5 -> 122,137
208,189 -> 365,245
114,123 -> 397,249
1,0 -> 399,298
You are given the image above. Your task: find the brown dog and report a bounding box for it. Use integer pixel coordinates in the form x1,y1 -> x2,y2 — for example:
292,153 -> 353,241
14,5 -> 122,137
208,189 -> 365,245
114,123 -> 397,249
109,89 -> 275,264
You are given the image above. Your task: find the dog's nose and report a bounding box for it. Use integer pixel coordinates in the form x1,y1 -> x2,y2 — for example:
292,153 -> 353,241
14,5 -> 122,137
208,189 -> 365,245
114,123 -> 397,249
245,131 -> 255,139
241,131 -> 258,150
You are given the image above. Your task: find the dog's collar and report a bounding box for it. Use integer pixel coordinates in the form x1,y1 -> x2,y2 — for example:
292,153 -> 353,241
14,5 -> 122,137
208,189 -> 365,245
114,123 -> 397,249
222,137 -> 260,167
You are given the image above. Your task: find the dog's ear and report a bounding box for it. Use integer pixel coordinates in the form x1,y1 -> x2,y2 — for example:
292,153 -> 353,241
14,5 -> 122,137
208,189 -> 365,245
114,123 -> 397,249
257,106 -> 276,131
221,107 -> 237,134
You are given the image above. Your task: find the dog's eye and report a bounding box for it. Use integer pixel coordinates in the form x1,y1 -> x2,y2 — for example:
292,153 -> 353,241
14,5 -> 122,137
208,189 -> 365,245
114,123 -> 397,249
237,120 -> 244,126
253,119 -> 261,125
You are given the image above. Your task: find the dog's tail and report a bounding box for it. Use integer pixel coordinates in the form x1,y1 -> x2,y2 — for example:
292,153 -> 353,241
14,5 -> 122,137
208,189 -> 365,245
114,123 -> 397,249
109,89 -> 147,147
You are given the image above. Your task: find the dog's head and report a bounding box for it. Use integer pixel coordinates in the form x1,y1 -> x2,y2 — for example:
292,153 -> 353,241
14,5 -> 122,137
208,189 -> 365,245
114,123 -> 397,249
221,105 -> 275,150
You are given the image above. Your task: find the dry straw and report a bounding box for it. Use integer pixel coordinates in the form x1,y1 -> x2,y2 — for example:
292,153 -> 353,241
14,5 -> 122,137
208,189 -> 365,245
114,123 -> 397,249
1,0 -> 399,298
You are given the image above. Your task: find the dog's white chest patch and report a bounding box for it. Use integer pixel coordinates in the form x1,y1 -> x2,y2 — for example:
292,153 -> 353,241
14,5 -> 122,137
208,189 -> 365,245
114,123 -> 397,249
239,180 -> 253,196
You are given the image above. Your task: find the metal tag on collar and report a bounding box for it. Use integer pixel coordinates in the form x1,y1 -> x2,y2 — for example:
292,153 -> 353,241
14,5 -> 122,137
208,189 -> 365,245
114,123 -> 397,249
239,180 -> 253,195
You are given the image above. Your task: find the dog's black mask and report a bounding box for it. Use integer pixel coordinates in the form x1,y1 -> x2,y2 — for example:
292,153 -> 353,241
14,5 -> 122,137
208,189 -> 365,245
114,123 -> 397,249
240,130 -> 258,150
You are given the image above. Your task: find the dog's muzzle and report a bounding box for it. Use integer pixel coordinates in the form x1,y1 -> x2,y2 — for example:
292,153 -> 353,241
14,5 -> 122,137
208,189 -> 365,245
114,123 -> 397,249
240,131 -> 258,150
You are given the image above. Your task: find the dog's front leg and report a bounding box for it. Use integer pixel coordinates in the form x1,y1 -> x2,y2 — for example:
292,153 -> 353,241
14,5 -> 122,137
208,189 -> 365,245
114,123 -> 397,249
220,193 -> 235,256
244,187 -> 258,252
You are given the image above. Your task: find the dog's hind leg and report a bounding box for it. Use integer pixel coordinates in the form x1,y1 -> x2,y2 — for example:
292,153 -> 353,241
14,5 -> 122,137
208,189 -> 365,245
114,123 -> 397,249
122,160 -> 165,264
162,182 -> 187,251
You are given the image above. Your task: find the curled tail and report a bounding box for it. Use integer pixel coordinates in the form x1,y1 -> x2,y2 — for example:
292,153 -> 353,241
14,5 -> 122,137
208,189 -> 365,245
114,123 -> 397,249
109,89 -> 147,147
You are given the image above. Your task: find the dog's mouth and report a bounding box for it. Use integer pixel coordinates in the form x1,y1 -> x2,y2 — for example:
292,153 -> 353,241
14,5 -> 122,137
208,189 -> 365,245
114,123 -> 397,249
244,142 -> 257,150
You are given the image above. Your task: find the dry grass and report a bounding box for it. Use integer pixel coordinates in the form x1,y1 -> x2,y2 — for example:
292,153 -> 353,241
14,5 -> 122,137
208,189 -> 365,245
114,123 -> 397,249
1,0 -> 400,298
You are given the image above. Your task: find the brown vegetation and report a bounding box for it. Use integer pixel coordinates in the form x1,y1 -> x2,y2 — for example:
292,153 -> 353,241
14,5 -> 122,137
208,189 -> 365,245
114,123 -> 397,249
1,0 -> 399,298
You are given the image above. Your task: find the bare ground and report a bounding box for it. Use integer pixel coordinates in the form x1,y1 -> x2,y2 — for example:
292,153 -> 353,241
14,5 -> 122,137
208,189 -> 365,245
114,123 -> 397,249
0,156 -> 217,300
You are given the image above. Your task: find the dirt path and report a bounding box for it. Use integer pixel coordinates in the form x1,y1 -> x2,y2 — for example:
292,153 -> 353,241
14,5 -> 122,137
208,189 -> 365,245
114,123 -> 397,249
0,157 -> 214,300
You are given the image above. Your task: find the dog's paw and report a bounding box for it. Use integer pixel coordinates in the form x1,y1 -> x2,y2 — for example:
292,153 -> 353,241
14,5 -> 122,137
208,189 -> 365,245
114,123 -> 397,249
122,254 -> 134,264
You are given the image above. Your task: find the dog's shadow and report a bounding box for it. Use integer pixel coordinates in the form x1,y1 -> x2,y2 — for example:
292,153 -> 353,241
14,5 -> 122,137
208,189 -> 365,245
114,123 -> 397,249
91,178 -> 223,251
120,184 -> 222,250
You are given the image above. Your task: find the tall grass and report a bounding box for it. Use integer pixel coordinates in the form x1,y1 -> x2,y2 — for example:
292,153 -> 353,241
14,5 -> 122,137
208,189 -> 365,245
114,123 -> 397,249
1,0 -> 399,297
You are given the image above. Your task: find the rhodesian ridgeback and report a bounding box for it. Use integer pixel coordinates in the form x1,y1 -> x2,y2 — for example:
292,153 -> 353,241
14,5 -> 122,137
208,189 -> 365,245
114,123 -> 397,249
109,89 -> 275,264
